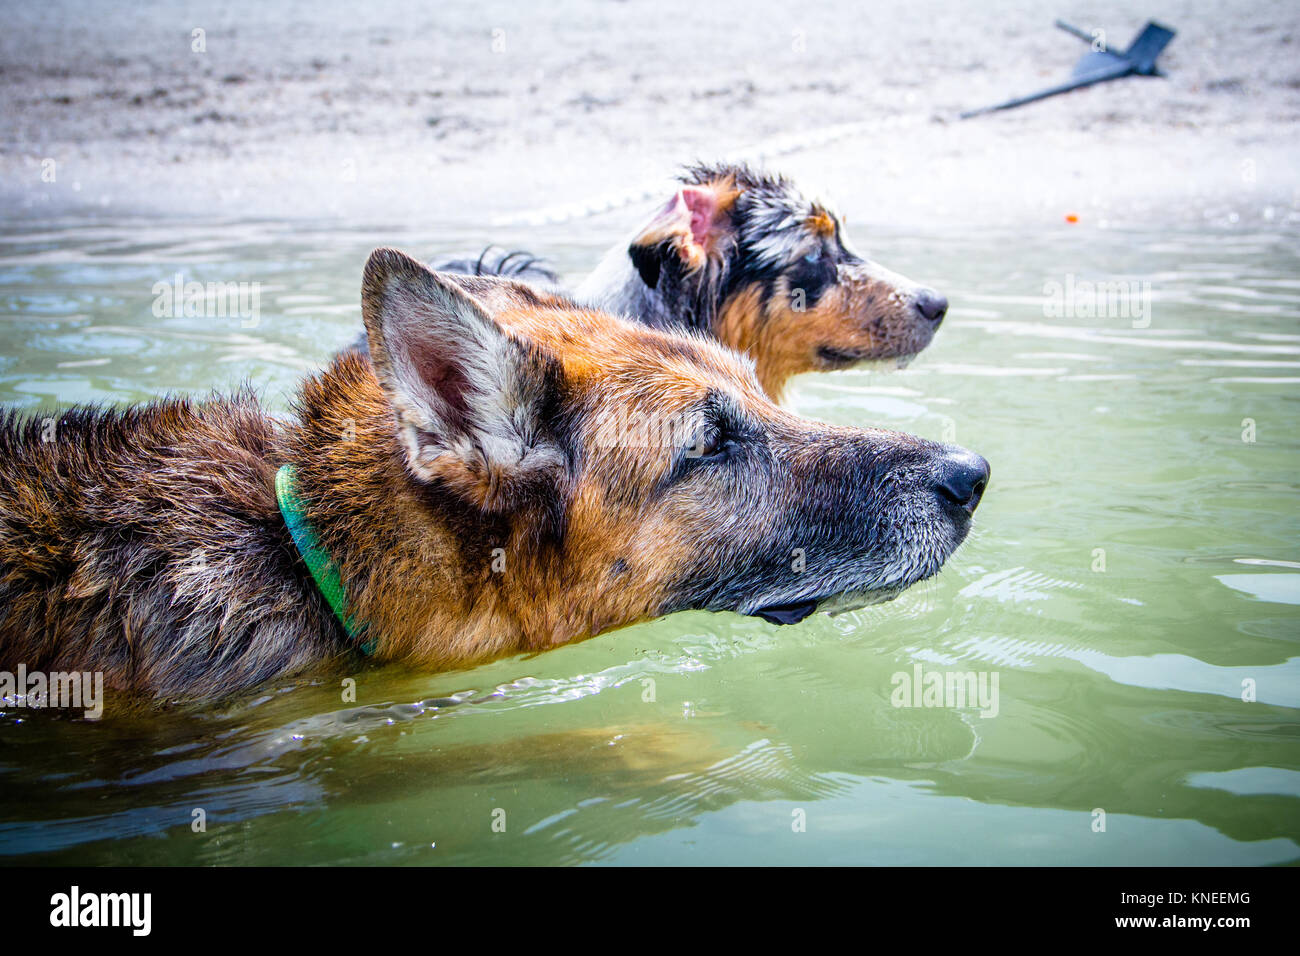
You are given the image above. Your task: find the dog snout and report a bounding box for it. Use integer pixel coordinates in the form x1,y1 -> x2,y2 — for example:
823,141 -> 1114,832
933,448 -> 990,514
913,288 -> 948,324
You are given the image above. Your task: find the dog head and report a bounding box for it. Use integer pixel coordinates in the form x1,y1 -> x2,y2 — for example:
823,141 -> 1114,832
357,249 -> 987,655
622,162 -> 948,398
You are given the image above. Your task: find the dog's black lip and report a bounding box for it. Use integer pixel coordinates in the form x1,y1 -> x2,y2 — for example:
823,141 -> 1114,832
816,345 -> 867,369
750,599 -> 820,626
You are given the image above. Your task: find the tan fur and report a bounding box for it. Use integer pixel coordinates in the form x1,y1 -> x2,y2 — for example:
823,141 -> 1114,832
716,276 -> 927,400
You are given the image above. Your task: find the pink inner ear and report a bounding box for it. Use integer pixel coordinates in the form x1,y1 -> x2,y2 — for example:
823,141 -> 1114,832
408,336 -> 472,432
679,186 -> 717,246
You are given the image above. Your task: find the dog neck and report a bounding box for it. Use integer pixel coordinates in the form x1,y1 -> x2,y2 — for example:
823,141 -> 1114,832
574,238 -> 718,336
280,353 -> 605,667
575,240 -> 671,326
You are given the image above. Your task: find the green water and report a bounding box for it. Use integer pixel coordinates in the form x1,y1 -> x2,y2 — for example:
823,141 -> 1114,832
0,218 -> 1297,865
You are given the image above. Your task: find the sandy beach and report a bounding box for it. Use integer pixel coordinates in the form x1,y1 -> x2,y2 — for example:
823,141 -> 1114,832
2,0 -> 1299,230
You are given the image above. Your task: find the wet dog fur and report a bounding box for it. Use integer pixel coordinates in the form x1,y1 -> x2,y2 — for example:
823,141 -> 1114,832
0,250 -> 987,706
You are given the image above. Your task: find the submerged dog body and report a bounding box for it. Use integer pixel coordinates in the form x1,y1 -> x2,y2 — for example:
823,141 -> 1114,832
0,397 -> 341,701
0,251 -> 987,704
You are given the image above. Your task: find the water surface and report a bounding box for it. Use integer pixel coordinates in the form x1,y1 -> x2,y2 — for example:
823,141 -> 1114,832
0,217 -> 1296,865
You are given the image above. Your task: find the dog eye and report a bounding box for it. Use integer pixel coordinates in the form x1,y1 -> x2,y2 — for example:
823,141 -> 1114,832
683,425 -> 735,464
686,429 -> 722,460
804,250 -> 821,264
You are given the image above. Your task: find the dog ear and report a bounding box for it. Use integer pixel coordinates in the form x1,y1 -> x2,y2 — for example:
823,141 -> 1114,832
361,248 -> 564,510
679,185 -> 719,247
627,185 -> 727,286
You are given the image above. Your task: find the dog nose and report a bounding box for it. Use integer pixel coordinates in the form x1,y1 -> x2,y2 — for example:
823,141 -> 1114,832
914,288 -> 948,323
934,450 -> 990,514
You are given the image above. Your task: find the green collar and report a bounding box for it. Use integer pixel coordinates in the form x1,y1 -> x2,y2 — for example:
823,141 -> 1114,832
275,465 -> 374,655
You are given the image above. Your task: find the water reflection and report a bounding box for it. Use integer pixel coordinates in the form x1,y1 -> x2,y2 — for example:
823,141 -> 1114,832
0,220 -> 1296,864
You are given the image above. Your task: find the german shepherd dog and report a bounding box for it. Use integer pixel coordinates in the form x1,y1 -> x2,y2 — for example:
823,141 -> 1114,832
418,162 -> 949,400
0,250 -> 988,705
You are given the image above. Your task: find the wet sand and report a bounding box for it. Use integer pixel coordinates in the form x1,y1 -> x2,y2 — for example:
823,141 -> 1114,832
2,0 -> 1298,229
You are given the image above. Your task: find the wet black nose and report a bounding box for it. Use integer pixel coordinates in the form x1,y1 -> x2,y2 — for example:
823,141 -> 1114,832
914,288 -> 948,324
934,450 -> 990,514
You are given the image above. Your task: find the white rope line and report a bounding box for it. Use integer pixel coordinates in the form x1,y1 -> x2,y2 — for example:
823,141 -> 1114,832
489,112 -> 930,228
